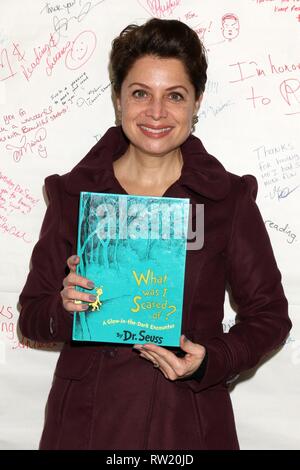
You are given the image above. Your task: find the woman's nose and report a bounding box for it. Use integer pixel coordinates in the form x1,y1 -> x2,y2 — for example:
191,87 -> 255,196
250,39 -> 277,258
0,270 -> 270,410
145,97 -> 168,120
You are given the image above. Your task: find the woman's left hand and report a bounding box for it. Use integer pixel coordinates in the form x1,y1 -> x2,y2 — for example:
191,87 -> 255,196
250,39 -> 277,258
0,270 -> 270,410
133,335 -> 206,381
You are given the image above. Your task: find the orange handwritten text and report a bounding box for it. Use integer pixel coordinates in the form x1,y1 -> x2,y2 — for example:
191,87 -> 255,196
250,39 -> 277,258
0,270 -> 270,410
12,336 -> 58,350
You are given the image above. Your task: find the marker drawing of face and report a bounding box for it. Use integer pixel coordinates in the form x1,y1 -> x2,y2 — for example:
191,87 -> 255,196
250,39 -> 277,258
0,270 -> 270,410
222,14 -> 240,41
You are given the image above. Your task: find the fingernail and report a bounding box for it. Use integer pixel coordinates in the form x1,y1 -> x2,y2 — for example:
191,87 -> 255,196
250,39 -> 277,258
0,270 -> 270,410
81,304 -> 89,310
87,281 -> 94,289
133,344 -> 143,350
89,295 -> 96,302
72,255 -> 79,262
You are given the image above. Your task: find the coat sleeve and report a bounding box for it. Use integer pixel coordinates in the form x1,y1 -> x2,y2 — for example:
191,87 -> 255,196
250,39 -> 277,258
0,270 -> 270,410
179,175 -> 292,393
18,174 -> 74,343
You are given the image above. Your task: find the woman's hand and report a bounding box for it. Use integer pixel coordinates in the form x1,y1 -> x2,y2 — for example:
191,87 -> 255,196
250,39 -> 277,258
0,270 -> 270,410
133,335 -> 206,381
61,255 -> 96,312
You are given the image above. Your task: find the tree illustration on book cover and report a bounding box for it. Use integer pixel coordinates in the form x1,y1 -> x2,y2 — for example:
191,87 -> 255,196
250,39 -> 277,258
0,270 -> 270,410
72,192 -> 189,346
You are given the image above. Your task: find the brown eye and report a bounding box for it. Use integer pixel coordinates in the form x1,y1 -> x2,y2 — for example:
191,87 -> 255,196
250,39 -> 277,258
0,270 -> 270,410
133,89 -> 147,99
169,92 -> 184,102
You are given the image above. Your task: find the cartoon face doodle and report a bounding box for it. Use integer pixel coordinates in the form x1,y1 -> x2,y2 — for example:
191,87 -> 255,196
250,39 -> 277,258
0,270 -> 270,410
221,14 -> 240,41
73,41 -> 89,61
65,30 -> 97,70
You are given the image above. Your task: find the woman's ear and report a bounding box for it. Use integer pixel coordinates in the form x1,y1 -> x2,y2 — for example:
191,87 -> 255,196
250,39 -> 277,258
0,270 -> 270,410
115,96 -> 122,125
116,96 -> 121,112
194,94 -> 204,115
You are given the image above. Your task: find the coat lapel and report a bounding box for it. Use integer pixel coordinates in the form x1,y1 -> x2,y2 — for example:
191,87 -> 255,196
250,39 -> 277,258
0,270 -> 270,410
64,126 -> 230,202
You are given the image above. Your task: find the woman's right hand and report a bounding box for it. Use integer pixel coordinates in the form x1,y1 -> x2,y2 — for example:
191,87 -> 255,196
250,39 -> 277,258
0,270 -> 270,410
61,255 -> 96,312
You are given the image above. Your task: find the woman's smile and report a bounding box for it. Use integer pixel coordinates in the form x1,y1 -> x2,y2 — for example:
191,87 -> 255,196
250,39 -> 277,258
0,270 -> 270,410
117,55 -> 201,159
138,124 -> 174,138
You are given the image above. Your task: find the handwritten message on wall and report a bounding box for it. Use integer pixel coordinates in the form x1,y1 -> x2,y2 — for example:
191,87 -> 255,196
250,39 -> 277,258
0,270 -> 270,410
252,0 -> 300,22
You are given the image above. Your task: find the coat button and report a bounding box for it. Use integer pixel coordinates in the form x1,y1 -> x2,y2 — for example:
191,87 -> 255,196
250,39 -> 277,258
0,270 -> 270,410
49,317 -> 54,335
109,348 -> 118,358
102,348 -> 118,357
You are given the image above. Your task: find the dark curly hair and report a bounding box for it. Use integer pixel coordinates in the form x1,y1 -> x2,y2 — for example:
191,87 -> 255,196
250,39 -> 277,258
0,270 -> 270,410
110,18 -> 207,99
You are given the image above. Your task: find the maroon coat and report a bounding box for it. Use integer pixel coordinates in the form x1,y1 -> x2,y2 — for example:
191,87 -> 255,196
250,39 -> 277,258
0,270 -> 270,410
19,126 -> 292,450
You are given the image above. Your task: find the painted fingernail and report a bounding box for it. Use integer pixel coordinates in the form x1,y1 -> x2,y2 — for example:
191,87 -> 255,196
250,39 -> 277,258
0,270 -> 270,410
81,303 -> 89,310
87,281 -> 94,289
89,295 -> 97,302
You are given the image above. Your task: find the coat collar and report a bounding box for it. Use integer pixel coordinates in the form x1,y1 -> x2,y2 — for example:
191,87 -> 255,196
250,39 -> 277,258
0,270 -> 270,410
65,126 -> 230,201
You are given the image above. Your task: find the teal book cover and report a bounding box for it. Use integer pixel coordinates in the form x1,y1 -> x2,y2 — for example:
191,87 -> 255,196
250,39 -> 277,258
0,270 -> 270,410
72,192 -> 189,347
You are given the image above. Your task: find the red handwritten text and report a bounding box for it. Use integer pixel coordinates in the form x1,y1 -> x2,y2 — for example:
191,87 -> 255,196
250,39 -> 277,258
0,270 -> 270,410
6,128 -> 48,162
0,47 -> 17,81
46,40 -> 71,76
253,0 -> 300,21
0,305 -> 13,320
0,214 -> 32,243
229,53 -> 300,115
138,0 -> 181,18
20,32 -> 61,81
0,171 -> 40,216
1,105 -> 68,156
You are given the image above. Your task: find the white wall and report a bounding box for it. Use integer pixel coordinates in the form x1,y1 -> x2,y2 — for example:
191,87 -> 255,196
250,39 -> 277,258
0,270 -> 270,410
0,0 -> 299,449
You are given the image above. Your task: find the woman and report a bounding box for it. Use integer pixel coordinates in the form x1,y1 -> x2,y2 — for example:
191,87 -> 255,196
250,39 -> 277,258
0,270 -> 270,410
19,18 -> 292,450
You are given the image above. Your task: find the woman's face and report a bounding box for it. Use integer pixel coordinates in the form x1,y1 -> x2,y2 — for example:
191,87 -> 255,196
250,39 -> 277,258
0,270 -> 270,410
116,55 -> 202,158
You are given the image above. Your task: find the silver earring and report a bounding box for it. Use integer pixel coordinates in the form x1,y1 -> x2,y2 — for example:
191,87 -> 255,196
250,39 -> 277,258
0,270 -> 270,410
191,114 -> 199,133
116,108 -> 122,125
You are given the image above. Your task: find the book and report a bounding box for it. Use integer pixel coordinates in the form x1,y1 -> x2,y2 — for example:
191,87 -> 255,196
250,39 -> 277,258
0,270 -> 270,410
72,192 -> 189,347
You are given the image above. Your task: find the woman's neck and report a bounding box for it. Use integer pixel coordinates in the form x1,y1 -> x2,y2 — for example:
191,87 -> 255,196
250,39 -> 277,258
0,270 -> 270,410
113,145 -> 183,193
